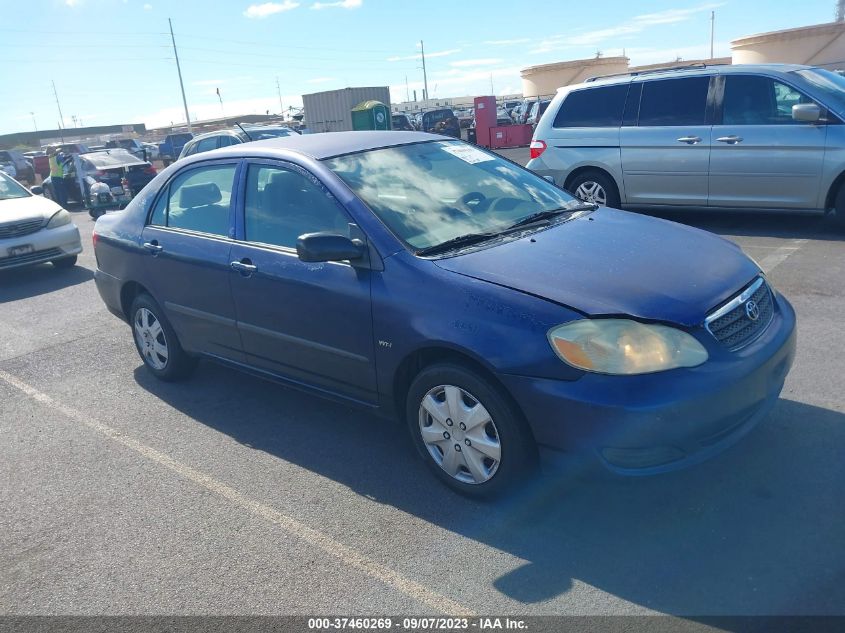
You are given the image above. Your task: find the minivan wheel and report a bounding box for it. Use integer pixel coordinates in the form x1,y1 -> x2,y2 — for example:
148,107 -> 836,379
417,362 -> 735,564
833,185 -> 845,229
406,363 -> 536,497
569,170 -> 620,209
130,293 -> 196,381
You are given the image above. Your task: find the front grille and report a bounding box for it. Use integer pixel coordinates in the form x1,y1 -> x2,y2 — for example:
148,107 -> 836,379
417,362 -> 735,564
705,278 -> 774,349
0,218 -> 44,239
0,247 -> 62,269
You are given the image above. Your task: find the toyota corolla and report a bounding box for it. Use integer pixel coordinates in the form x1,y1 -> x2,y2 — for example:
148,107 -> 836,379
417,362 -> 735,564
92,131 -> 796,497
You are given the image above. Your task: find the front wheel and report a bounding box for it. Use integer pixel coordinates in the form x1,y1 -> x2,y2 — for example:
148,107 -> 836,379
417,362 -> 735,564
833,184 -> 845,230
568,170 -> 620,209
406,363 -> 536,498
130,293 -> 196,381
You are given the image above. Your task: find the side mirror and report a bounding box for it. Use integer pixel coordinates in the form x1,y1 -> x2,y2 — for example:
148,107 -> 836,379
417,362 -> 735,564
30,185 -> 43,195
296,232 -> 365,263
793,103 -> 822,123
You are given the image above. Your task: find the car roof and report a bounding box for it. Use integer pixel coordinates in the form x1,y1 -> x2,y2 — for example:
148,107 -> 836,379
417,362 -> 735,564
206,130 -> 444,160
574,63 -> 816,89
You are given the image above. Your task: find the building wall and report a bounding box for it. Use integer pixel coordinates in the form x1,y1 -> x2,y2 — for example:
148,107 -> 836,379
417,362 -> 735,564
520,57 -> 629,97
731,21 -> 845,70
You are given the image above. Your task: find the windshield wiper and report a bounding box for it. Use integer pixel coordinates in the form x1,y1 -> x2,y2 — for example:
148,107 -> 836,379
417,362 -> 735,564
416,232 -> 499,256
506,203 -> 598,230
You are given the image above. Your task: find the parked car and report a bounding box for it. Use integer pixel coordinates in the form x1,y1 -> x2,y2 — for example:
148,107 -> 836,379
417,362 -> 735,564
42,148 -> 156,217
527,63 -> 845,227
158,133 -> 194,166
511,99 -> 534,125
525,99 -> 551,129
391,113 -> 415,131
45,143 -> 90,155
420,109 -> 460,138
23,150 -> 50,179
106,138 -> 150,160
0,171 -> 81,270
92,131 -> 795,497
0,150 -> 35,185
412,112 -> 424,130
178,126 -> 298,160
456,109 -> 474,129
142,142 -> 160,160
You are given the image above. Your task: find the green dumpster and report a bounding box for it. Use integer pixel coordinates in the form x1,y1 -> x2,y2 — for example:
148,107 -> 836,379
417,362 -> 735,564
351,100 -> 392,131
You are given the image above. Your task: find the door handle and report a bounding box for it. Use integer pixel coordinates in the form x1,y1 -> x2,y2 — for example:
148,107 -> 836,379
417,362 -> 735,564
676,136 -> 702,144
716,135 -> 743,144
230,259 -> 257,275
143,241 -> 162,254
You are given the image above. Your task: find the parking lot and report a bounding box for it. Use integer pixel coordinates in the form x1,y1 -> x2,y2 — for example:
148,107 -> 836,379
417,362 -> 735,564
1,146 -> 844,618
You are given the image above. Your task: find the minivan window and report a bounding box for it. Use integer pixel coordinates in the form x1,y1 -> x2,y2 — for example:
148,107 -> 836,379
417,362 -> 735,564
195,137 -> 219,153
638,76 -> 710,126
794,68 -> 845,115
553,84 -> 629,128
723,75 -> 813,125
150,164 -> 236,236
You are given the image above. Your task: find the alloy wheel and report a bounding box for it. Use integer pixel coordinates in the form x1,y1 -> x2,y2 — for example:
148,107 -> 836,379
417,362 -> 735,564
574,181 -> 607,206
133,307 -> 169,371
418,384 -> 501,484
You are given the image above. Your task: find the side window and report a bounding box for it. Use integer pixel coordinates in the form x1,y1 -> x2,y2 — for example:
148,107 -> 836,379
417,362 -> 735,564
243,164 -> 350,249
553,84 -> 629,128
182,142 -> 198,157
723,75 -> 814,125
218,135 -> 240,147
195,136 -> 219,154
638,76 -> 710,126
151,164 -> 237,236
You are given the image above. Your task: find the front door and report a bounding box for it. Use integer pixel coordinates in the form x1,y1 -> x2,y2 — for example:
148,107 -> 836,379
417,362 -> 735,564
140,160 -> 244,360
708,74 -> 827,209
228,161 -> 378,404
620,75 -> 713,206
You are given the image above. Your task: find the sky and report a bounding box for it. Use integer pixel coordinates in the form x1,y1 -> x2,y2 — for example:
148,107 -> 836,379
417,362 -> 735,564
0,0 -> 837,135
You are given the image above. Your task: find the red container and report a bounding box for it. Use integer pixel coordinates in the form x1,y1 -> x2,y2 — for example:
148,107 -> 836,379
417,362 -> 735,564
473,96 -> 497,148
489,124 -> 534,149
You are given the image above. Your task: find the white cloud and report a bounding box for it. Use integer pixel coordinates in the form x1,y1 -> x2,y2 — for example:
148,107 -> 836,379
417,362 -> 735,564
306,76 -> 336,83
484,38 -> 530,46
387,48 -> 461,62
311,0 -> 361,8
65,0 -> 80,6
143,3 -> 152,9
449,58 -> 503,67
244,1 -> 299,18
192,79 -> 224,86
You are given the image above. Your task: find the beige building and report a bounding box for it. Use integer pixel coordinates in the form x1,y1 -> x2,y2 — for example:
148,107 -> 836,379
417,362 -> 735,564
520,56 -> 629,97
731,21 -> 845,69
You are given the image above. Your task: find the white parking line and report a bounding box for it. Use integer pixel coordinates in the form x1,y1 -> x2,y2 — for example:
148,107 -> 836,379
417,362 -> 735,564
0,368 -> 475,617
755,239 -> 808,273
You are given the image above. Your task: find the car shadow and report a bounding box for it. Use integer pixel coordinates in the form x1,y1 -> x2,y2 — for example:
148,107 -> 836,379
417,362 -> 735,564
134,362 -> 845,614
0,264 -> 93,303
640,208 -> 845,242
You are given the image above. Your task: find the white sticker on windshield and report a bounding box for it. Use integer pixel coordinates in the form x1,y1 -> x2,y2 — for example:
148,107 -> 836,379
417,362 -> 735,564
440,143 -> 494,164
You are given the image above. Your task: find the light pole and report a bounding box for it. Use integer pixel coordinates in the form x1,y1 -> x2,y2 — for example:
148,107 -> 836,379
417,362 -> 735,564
30,112 -> 37,132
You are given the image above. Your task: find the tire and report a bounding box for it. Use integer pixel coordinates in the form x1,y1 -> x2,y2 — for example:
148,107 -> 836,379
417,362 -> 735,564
129,293 -> 196,381
833,184 -> 845,230
568,170 -> 621,209
51,255 -> 77,269
406,363 -> 536,498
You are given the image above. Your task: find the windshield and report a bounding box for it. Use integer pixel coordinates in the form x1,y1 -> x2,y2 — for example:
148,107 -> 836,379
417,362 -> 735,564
247,127 -> 294,139
324,140 -> 581,251
793,68 -> 845,114
0,172 -> 30,201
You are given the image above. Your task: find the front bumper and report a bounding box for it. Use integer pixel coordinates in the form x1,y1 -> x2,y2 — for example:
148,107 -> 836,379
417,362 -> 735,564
0,223 -> 82,270
499,292 -> 797,475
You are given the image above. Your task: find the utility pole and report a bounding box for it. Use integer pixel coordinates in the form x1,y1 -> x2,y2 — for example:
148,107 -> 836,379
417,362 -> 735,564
169,18 -> 192,132
710,10 -> 715,59
420,40 -> 429,109
405,75 -> 410,102
837,0 -> 845,22
51,80 -> 66,130
276,77 -> 284,116
30,112 -> 37,132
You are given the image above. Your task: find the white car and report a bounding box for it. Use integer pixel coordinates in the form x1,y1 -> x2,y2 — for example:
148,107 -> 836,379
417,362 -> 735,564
0,172 -> 82,271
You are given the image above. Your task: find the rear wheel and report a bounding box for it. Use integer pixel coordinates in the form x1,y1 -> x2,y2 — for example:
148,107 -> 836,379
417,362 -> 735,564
406,363 -> 536,498
130,293 -> 196,381
568,170 -> 620,209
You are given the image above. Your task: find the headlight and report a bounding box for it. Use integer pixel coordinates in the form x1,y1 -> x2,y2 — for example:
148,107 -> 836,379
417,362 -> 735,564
46,209 -> 71,229
548,319 -> 708,375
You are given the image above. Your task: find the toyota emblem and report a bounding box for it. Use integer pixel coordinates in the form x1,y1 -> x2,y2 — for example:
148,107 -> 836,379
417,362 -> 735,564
745,299 -> 760,322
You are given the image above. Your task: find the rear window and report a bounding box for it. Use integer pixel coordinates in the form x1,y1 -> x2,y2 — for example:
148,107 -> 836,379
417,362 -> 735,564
638,76 -> 710,126
553,84 -> 629,128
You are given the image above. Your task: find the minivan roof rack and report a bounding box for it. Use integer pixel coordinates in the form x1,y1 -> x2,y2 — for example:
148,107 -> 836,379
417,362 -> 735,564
584,62 -> 729,83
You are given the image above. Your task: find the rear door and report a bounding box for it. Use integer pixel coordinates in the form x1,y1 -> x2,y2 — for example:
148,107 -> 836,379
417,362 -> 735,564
140,160 -> 244,360
708,73 -> 827,209
620,75 -> 713,206
228,160 -> 378,403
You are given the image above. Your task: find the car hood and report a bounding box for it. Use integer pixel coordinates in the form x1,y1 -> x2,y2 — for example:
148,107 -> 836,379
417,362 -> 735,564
433,208 -> 760,326
0,194 -> 63,224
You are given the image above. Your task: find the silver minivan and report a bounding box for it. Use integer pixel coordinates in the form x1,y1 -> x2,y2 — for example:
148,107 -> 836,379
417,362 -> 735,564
527,64 -> 845,226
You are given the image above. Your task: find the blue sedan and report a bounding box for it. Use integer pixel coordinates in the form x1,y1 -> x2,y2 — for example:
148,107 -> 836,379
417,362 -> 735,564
92,131 -> 796,497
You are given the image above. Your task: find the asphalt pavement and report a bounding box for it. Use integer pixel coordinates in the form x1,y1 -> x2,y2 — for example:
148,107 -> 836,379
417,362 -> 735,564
1,161 -> 844,618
